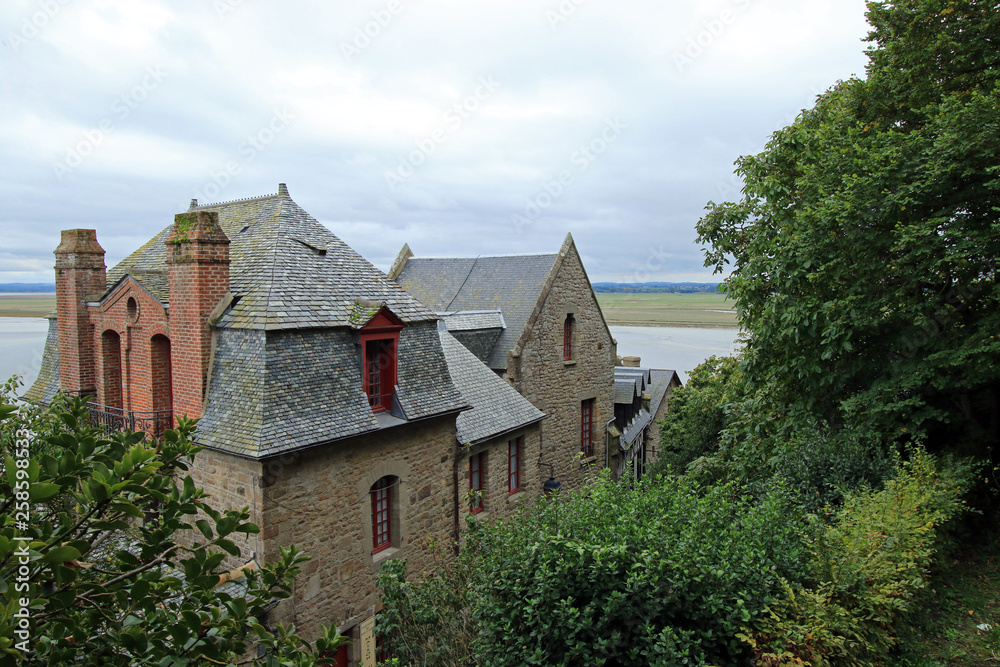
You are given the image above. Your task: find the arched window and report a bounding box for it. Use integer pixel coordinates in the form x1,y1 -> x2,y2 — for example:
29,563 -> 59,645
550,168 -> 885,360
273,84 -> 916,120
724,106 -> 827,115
150,334 -> 173,435
101,329 -> 123,409
563,314 -> 575,361
370,476 -> 397,553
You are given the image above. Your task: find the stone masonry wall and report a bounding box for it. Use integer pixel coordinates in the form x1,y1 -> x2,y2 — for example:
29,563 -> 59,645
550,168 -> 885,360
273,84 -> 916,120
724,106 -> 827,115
176,447 -> 265,568
456,424 -> 541,525
513,245 -> 616,492
260,414 -> 459,643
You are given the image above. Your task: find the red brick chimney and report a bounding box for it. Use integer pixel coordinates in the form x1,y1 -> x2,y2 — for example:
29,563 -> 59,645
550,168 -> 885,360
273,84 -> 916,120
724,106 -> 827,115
166,210 -> 230,420
54,229 -> 106,397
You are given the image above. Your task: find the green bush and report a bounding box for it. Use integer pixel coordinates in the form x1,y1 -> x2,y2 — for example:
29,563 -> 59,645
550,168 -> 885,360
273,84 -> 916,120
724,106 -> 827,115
468,472 -> 809,666
741,450 -> 974,665
651,355 -> 740,478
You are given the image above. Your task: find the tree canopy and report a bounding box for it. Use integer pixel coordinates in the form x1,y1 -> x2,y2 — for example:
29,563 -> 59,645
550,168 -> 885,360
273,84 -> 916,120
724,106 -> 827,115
697,0 -> 1000,452
0,387 -> 345,666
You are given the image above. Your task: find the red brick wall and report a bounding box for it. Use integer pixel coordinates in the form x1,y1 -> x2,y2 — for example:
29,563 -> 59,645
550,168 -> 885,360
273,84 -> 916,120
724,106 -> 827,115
166,211 -> 230,420
90,284 -> 171,420
55,229 -> 106,396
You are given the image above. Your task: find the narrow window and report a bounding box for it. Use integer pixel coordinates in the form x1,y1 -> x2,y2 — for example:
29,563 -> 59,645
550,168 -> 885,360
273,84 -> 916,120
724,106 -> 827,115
469,452 -> 485,514
581,398 -> 594,457
371,477 -> 392,553
508,437 -> 522,494
364,338 -> 395,412
563,314 -> 575,361
359,307 -> 404,413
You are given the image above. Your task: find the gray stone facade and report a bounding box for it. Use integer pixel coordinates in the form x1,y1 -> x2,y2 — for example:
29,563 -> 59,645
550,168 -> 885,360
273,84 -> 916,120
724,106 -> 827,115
395,234 -> 617,493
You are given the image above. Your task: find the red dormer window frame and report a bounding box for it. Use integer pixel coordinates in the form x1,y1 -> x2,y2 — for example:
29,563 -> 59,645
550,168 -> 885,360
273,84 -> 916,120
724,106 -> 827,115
359,307 -> 405,413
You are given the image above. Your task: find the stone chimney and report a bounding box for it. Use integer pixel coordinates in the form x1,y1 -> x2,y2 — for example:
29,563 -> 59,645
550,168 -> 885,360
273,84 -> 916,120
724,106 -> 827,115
54,229 -> 106,397
166,210 -> 230,420
622,356 -> 641,368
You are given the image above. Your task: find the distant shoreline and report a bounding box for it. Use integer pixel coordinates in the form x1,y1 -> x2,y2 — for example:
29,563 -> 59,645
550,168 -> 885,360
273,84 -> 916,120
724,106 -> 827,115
0,293 -> 56,319
607,321 -> 739,329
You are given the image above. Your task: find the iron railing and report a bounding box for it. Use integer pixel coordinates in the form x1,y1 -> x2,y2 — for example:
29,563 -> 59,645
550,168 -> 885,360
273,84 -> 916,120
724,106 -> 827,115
86,402 -> 172,439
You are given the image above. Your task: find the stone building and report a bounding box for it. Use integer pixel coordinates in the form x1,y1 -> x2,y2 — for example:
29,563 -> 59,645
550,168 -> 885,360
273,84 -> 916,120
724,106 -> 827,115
26,185 -> 552,666
391,235 -> 618,489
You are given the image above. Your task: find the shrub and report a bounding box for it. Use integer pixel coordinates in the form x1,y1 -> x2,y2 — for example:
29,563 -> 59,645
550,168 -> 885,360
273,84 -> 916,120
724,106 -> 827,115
741,450 -> 974,665
468,472 -> 809,666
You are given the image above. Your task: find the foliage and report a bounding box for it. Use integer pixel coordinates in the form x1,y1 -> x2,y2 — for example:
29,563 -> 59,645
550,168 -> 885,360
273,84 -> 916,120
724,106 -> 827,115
0,395 -> 345,666
466,472 -> 809,666
695,0 -> 1000,455
652,355 -> 741,476
375,536 -> 477,667
741,450 -> 974,665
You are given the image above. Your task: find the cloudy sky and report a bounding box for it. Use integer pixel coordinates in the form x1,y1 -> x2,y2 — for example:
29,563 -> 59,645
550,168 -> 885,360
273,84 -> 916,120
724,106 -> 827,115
1,0 -> 872,285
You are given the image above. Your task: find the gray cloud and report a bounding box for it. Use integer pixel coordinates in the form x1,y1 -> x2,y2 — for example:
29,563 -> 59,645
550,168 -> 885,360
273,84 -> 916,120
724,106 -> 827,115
0,0 -> 870,284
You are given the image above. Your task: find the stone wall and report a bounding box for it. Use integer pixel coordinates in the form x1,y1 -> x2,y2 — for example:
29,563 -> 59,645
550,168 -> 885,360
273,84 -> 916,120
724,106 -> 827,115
260,414 -> 459,643
180,447 -> 265,564
456,424 -> 541,525
511,243 -> 616,492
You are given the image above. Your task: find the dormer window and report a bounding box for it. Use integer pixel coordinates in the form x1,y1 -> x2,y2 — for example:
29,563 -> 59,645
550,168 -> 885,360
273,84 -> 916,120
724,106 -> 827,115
357,306 -> 405,413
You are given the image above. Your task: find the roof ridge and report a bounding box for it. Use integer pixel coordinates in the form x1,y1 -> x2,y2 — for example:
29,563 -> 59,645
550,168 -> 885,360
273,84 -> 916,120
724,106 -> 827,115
412,251 -> 559,260
193,192 -> 280,209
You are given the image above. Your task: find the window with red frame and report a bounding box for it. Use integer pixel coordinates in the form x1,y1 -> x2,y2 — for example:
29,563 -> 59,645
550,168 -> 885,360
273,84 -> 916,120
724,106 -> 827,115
581,398 -> 594,457
508,436 -> 522,494
364,338 -> 395,412
563,314 -> 575,361
371,477 -> 392,553
469,452 -> 485,513
359,307 -> 404,413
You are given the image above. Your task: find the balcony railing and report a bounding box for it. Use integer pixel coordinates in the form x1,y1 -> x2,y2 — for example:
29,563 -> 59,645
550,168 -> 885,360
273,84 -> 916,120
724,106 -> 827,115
86,402 -> 172,439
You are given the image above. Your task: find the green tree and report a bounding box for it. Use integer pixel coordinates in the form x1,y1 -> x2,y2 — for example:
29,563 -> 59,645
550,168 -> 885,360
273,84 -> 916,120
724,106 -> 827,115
0,395 -> 345,665
696,0 -> 1000,454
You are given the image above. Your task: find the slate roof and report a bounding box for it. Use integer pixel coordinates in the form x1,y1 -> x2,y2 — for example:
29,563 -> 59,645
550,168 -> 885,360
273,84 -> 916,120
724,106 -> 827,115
615,367 -> 651,388
196,321 -> 466,458
23,316 -> 60,404
622,409 -> 652,446
395,254 -> 558,369
649,369 -> 681,417
440,310 -> 506,332
438,326 -> 545,446
613,378 -> 641,405
106,186 -> 438,329
49,185 -> 466,458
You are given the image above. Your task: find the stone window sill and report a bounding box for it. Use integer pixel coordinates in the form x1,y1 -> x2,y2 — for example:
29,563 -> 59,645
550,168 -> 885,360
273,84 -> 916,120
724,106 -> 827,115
579,455 -> 597,466
507,491 -> 524,504
372,546 -> 400,566
563,360 -> 577,367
